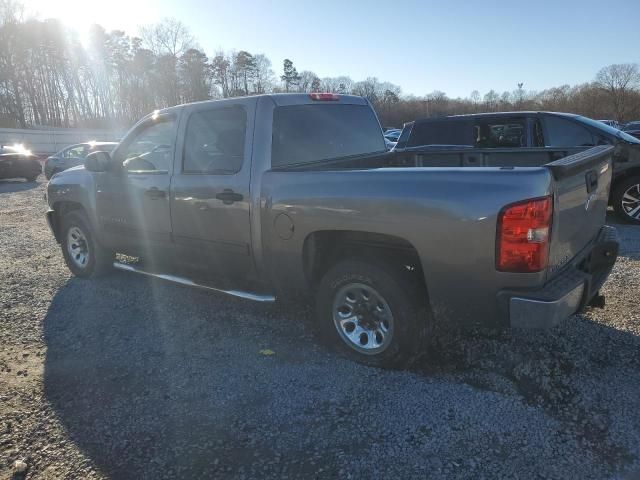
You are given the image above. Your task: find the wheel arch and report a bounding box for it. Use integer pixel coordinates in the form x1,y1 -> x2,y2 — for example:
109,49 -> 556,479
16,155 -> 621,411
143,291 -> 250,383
612,166 -> 640,192
302,230 -> 428,297
50,201 -> 89,243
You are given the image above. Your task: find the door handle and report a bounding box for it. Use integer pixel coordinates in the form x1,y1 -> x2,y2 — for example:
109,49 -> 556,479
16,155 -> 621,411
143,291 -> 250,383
144,187 -> 166,199
585,170 -> 598,193
215,189 -> 243,205
550,151 -> 566,161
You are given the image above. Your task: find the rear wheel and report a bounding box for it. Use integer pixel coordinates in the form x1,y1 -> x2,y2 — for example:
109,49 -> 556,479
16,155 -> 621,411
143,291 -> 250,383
612,176 -> 640,224
60,211 -> 114,278
315,259 -> 429,368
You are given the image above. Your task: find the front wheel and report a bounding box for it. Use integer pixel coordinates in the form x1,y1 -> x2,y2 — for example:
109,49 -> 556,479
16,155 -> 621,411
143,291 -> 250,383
60,211 -> 114,278
612,176 -> 640,225
315,260 -> 429,368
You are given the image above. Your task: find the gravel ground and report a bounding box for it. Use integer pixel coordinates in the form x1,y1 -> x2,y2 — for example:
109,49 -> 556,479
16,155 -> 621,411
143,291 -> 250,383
1,177 -> 639,480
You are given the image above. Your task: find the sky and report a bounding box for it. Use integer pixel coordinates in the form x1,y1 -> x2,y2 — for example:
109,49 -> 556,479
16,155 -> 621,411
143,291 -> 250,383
24,0 -> 640,98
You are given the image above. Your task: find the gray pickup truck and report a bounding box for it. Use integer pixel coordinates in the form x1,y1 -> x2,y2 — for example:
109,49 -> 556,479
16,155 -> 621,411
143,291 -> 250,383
45,93 -> 619,367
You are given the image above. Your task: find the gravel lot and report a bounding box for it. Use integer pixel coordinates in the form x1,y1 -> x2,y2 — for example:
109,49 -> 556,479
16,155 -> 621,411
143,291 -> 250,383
1,177 -> 639,479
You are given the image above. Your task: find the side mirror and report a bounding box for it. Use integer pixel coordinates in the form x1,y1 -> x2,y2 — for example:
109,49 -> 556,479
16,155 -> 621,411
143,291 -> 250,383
84,151 -> 111,172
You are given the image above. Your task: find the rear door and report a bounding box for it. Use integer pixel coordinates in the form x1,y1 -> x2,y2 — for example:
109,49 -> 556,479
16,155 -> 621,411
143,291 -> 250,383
546,146 -> 613,277
170,99 -> 256,282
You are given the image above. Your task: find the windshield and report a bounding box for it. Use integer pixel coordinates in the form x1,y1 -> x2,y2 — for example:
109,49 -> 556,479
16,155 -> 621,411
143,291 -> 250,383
576,116 -> 640,144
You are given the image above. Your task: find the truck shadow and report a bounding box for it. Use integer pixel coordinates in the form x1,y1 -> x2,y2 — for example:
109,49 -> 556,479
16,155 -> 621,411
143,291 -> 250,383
42,273 -> 640,478
0,178 -> 41,193
42,274 -> 320,479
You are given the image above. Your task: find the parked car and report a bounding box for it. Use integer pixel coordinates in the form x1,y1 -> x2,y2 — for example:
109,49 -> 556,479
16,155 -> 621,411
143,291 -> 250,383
44,142 -> 118,179
0,144 -> 41,182
598,119 -> 620,129
384,138 -> 397,150
45,94 -> 619,367
384,129 -> 402,142
622,121 -> 640,140
394,112 -> 640,224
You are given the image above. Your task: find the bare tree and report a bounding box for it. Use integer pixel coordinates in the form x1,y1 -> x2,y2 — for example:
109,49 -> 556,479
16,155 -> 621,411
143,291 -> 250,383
140,18 -> 195,58
210,51 -> 231,98
483,90 -> 499,111
297,70 -> 318,93
595,63 -> 640,121
470,90 -> 480,111
252,54 -> 274,94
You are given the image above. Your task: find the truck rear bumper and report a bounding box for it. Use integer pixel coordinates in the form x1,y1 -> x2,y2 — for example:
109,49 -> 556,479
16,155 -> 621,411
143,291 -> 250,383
500,226 -> 619,329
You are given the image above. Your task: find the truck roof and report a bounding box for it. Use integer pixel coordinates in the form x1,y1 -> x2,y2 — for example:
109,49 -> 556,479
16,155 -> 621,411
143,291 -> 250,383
158,93 -> 369,114
412,111 -> 578,124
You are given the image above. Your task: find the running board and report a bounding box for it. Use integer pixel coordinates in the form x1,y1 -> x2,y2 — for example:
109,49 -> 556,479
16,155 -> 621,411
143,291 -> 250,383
113,262 -> 276,303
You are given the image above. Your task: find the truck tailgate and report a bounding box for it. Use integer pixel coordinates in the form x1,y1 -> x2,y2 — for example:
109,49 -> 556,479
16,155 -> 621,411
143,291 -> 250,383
546,145 -> 614,277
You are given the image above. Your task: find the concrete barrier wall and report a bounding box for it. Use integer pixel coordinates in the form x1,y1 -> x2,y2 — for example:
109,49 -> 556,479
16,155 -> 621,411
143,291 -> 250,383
0,128 -> 123,156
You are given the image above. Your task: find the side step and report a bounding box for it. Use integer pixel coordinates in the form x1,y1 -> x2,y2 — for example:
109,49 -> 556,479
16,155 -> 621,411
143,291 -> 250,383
113,262 -> 276,303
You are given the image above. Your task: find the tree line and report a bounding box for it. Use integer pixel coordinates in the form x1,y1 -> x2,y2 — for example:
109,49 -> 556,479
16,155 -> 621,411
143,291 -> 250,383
0,1 -> 639,130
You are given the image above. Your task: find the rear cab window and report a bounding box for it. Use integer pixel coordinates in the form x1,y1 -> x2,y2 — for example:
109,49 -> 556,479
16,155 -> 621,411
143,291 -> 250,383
271,104 -> 386,167
473,119 -> 526,148
408,120 -> 472,147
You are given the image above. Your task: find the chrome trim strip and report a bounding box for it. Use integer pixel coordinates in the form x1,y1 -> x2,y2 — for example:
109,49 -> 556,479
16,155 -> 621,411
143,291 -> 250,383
113,262 -> 276,302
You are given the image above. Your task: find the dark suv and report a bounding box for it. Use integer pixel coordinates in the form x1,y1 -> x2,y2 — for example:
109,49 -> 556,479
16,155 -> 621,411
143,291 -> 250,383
394,112 -> 640,224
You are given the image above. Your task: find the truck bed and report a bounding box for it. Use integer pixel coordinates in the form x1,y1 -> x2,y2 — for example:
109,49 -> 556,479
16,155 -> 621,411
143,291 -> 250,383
262,146 -> 614,327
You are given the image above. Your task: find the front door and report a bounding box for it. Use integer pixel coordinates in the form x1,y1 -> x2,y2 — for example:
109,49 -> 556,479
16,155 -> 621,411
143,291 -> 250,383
96,114 -> 177,261
170,100 -> 255,284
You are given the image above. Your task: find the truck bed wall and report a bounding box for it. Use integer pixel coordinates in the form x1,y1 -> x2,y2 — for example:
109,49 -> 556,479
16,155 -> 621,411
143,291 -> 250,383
275,147 -> 575,171
260,167 -> 554,328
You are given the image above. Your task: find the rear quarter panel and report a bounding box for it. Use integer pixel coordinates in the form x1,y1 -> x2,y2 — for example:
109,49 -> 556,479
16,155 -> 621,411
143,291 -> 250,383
260,167 -> 554,327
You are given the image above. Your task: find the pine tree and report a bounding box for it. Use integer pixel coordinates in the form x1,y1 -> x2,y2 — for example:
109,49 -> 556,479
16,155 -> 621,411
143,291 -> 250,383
280,59 -> 300,93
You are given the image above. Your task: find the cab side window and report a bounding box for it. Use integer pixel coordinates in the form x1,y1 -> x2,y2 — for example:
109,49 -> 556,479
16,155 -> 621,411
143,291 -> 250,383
118,117 -> 177,173
544,116 -> 594,147
183,107 -> 247,174
64,146 -> 86,158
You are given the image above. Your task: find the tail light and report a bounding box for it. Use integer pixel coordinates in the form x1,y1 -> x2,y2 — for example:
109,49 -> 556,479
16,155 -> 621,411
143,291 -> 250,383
309,93 -> 339,101
496,196 -> 552,273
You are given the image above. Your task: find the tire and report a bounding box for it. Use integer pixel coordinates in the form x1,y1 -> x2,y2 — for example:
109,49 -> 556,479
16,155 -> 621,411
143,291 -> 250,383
46,168 -> 61,180
60,210 -> 114,278
315,259 -> 430,368
25,174 -> 38,182
612,176 -> 640,225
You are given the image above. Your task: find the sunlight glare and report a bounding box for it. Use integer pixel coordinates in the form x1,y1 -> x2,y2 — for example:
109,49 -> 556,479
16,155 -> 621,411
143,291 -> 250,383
24,0 -> 158,44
